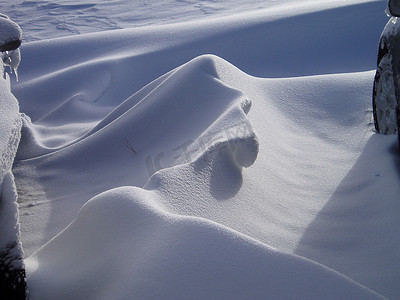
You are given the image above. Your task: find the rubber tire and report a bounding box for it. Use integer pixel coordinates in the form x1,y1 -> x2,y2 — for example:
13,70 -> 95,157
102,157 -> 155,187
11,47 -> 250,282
373,53 -> 399,135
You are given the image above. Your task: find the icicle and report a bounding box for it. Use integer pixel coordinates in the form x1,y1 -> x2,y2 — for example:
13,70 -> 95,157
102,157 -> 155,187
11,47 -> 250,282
13,67 -> 18,82
1,49 -> 20,81
386,7 -> 391,17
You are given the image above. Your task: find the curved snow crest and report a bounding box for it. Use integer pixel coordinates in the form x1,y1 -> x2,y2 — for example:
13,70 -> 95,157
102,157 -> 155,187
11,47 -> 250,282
15,54 -> 259,173
144,91 -> 259,202
26,186 -> 384,300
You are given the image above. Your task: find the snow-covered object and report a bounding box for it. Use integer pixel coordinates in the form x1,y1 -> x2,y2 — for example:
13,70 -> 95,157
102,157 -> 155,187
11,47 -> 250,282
0,172 -> 25,299
1,48 -> 21,80
0,14 -> 22,80
0,14 -> 22,52
372,13 -> 400,144
0,47 -> 24,299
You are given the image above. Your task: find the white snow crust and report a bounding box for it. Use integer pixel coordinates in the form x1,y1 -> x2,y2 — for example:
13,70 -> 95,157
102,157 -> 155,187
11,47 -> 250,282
0,0 -> 398,299
0,13 -> 21,46
0,76 -> 21,185
0,67 -> 23,274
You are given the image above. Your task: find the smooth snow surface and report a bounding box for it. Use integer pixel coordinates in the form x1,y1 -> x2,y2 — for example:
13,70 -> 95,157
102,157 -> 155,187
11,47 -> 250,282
26,187 -> 382,300
0,0 -> 366,42
1,0 -> 399,299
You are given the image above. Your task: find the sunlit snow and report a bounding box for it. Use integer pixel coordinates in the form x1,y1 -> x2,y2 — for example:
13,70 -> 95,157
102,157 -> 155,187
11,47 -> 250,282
0,0 -> 398,299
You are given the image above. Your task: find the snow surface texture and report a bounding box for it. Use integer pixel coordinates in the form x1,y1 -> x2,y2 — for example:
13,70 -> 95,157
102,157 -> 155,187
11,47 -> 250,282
26,187 -> 382,300
0,172 -> 26,299
0,67 -> 24,297
1,0 -> 399,299
2,0 -> 313,42
0,75 -> 21,183
0,73 -> 22,253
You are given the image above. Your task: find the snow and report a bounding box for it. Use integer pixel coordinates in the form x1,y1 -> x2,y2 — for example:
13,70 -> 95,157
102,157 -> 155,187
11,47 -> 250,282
26,186 -> 382,300
0,75 -> 20,180
0,0 -> 359,43
0,60 -> 24,297
0,73 -> 22,247
0,13 -> 22,78
0,0 -> 399,299
0,13 -> 21,47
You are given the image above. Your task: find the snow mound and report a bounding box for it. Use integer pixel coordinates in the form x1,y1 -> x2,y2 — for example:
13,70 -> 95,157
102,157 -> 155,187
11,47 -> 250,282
0,66 -> 25,297
14,54 -> 260,257
15,54 -> 259,170
26,186 -> 382,300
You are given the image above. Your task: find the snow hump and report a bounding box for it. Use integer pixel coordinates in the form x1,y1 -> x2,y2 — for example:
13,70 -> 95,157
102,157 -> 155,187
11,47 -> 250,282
26,186 -> 382,300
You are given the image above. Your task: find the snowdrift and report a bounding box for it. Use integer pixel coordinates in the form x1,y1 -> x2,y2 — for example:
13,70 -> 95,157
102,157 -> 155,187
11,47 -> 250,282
0,75 -> 25,297
26,186 -> 382,300
6,0 -> 399,299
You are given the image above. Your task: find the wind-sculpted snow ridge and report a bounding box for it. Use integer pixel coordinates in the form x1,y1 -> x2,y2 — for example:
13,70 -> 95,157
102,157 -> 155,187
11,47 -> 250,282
15,54 -> 388,300
15,55 -> 258,168
25,187 -> 383,300
13,54 -> 260,257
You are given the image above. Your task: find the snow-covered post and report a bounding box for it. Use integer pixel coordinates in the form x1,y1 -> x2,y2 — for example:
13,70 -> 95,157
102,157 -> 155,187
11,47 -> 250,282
0,14 -> 26,300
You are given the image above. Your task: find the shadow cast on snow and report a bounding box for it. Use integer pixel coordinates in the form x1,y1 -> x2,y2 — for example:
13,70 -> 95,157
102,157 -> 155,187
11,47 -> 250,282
294,135 -> 400,299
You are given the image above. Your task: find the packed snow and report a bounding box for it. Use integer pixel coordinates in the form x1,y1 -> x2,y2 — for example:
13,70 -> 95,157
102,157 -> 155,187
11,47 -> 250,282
0,0 -> 399,299
0,58 -> 24,297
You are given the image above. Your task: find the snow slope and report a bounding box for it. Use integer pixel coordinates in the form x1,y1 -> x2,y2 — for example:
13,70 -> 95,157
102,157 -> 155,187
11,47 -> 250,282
26,186 -> 382,300
0,0 -> 335,42
1,0 -> 399,299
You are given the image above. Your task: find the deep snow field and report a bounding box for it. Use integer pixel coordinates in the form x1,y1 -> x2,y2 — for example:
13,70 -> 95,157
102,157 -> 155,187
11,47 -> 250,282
1,0 -> 399,299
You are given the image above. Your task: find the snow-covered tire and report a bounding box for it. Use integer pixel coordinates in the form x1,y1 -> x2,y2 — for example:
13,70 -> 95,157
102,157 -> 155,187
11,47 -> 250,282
373,53 -> 399,135
398,106 -> 400,146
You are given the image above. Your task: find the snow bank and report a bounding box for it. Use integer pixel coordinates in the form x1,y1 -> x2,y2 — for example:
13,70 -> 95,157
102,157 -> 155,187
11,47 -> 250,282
0,72 -> 24,297
26,186 -> 383,300
0,172 -> 25,299
0,78 -> 21,182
